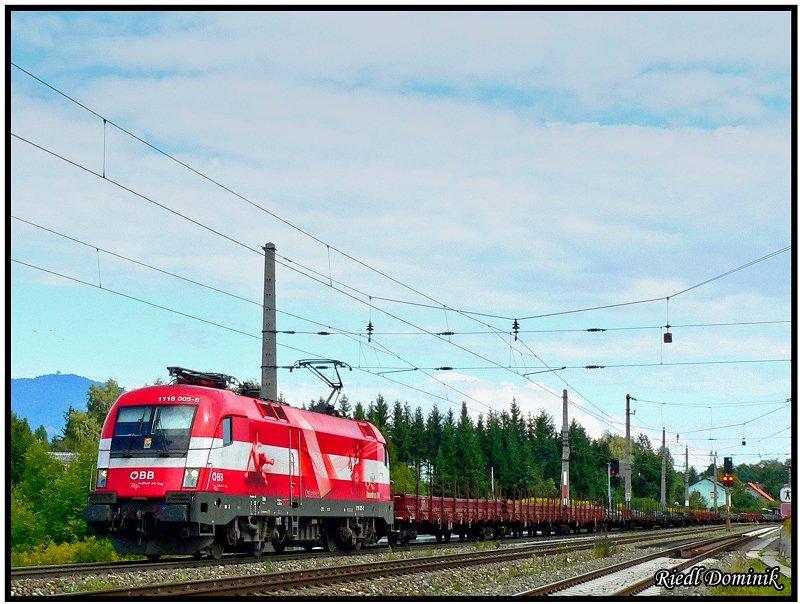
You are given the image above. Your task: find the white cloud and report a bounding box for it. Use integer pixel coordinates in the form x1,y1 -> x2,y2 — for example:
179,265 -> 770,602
9,10 -> 792,457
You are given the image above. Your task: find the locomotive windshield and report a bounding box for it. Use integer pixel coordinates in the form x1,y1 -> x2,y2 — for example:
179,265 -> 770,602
110,404 -> 196,457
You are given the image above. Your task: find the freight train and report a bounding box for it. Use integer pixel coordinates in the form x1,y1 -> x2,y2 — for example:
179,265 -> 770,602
84,367 -> 781,559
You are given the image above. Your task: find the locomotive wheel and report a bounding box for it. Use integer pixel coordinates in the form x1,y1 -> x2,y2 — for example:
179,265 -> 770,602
250,542 -> 263,557
210,543 -> 224,560
351,539 -> 363,551
272,539 -> 286,553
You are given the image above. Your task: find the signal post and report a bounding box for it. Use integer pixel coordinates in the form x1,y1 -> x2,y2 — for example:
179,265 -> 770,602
722,456 -> 734,531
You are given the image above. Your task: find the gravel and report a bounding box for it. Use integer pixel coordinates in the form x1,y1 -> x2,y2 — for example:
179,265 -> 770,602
8,529 -> 763,598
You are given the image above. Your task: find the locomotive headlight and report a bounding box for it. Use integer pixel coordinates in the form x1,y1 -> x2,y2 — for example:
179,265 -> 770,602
183,467 -> 200,489
96,468 -> 108,489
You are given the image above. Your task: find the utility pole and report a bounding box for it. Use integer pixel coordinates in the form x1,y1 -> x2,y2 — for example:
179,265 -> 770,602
660,427 -> 666,511
684,446 -> 689,513
260,243 -> 278,401
712,451 -> 718,514
625,394 -> 633,507
561,389 -> 570,507
607,463 -> 612,509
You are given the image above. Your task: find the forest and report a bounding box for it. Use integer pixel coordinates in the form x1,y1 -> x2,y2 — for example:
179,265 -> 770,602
10,379 -> 789,564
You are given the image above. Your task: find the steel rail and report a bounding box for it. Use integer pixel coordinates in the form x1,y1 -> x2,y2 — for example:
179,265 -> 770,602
613,527 -> 777,596
48,527 -> 737,598
514,531 -> 761,597
11,524 -> 716,581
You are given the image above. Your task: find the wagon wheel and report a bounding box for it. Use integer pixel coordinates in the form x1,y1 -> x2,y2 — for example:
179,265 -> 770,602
272,529 -> 288,553
146,554 -> 162,561
323,527 -> 339,552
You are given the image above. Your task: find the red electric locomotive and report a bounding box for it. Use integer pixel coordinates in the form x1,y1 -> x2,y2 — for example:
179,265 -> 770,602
84,367 -> 393,559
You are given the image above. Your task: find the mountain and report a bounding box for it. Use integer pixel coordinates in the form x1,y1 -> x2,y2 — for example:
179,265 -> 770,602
10,373 -> 105,439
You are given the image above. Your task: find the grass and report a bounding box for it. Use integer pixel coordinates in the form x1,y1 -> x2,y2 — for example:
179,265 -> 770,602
593,533 -> 615,558
710,558 -> 791,597
11,538 -> 127,567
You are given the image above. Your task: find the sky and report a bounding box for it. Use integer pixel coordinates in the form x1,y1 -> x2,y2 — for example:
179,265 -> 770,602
7,8 -> 794,474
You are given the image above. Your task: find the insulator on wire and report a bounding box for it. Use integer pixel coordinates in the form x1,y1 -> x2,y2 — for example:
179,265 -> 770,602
512,319 -> 520,341
366,321 -> 374,342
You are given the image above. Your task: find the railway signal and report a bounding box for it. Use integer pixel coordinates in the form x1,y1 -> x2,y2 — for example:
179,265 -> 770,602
721,456 -> 735,486
610,459 -> 621,486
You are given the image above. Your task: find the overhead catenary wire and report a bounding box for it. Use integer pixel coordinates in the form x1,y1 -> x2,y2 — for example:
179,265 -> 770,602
13,212 -> 794,340
21,213 -> 778,426
12,111 -> 791,408
13,253 -> 790,461
8,136 -> 573,413
11,65 -> 791,444
10,257 -> 489,415
11,63 -> 791,337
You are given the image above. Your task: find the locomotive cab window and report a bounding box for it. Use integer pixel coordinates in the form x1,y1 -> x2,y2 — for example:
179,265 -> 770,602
110,404 -> 197,457
222,417 -> 233,446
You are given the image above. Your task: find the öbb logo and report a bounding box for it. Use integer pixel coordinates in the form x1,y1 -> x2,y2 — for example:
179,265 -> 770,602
130,470 -> 155,481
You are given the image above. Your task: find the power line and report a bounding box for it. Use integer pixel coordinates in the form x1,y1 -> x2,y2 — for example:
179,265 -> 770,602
635,396 -> 791,408
9,134 -> 567,413
11,63 -> 791,342
9,135 -> 517,411
11,258 -> 261,340
11,257 -> 490,415
678,404 -> 791,435
11,65 -> 791,435
13,212 -> 793,345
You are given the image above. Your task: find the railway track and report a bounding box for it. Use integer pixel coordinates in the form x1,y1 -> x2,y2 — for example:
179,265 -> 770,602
40,526 -> 746,598
514,526 -> 778,597
10,524 -> 721,583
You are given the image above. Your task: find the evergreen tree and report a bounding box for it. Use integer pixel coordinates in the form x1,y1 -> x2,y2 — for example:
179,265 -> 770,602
454,402 -> 483,494
409,406 -> 427,471
568,419 -> 596,499
435,408 -> 457,492
481,411 -> 505,496
34,425 -> 49,443
338,394 -> 352,418
499,408 -> 526,494
368,394 -> 390,434
353,401 -> 366,420
389,400 -> 410,464
424,404 -> 443,477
